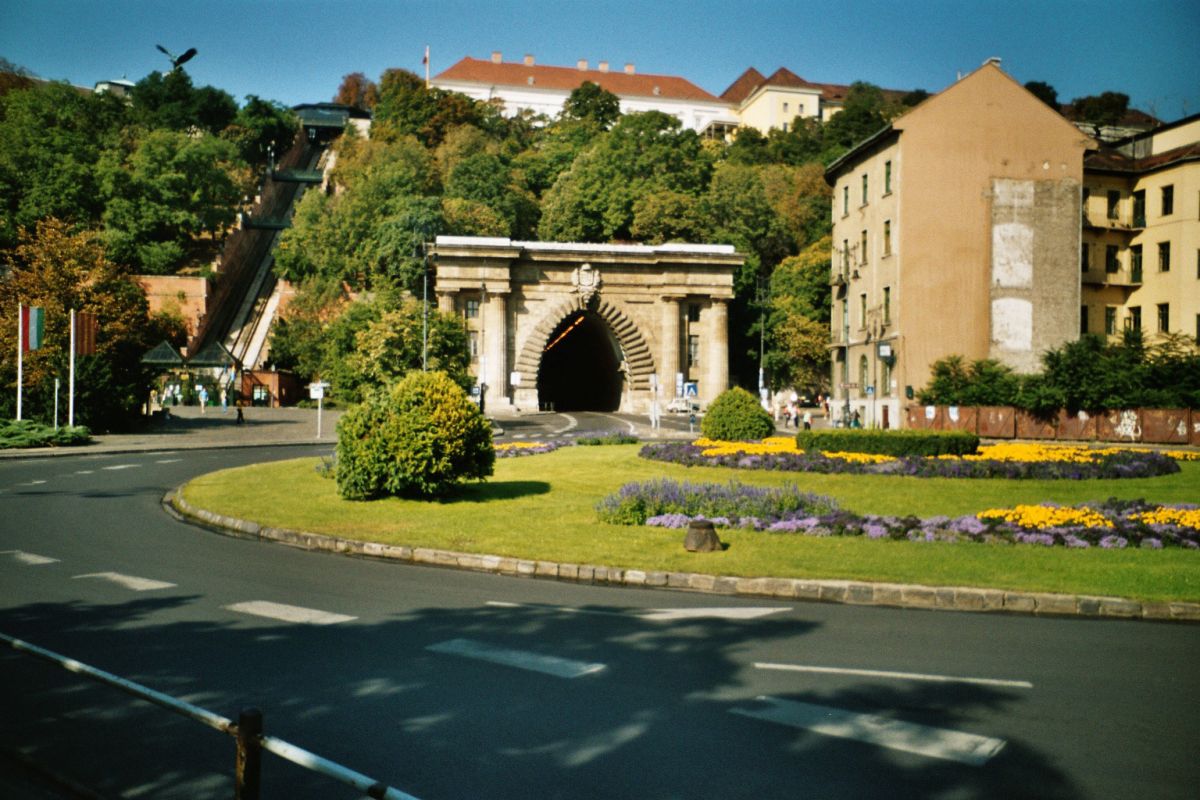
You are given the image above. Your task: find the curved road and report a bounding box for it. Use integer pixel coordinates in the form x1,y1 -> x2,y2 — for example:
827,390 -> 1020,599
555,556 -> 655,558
1,444 -> 1198,799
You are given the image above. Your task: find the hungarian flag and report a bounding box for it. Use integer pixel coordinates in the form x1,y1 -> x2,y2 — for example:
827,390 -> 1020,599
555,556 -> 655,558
75,311 -> 98,356
20,306 -> 44,352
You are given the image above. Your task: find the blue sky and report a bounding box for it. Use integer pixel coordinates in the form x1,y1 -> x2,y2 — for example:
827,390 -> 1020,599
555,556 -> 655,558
3,0 -> 1198,120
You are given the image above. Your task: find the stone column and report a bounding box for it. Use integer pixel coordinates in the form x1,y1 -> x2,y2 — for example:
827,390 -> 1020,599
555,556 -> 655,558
481,289 -> 508,409
704,299 -> 729,406
436,291 -> 455,314
659,296 -> 682,400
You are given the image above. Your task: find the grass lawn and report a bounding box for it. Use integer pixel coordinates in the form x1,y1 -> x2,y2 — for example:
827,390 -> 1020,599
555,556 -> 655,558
181,445 -> 1200,604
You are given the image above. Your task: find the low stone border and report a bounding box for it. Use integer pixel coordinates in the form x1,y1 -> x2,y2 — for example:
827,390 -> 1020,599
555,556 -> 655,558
167,489 -> 1200,623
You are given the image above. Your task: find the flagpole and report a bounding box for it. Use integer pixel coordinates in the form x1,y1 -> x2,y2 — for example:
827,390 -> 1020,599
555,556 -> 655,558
69,308 -> 76,428
16,303 -> 22,421
424,45 -> 430,89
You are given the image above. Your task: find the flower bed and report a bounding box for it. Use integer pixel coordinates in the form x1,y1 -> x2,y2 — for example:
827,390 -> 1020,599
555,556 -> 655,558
597,479 -> 1200,549
638,438 -> 1186,479
495,440 -> 569,458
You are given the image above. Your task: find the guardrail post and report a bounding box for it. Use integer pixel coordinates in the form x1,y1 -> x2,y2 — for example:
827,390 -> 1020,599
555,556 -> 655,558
236,707 -> 263,800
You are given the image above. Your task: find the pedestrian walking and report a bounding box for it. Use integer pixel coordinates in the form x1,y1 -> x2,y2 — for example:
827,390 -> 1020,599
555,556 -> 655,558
802,410 -> 812,430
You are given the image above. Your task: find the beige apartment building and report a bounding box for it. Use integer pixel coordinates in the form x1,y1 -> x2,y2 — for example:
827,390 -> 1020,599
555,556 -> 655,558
721,66 -> 909,134
1080,114 -> 1200,345
824,61 -> 1094,428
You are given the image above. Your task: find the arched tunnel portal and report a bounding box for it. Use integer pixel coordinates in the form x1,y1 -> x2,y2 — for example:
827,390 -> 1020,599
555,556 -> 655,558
536,311 -> 624,412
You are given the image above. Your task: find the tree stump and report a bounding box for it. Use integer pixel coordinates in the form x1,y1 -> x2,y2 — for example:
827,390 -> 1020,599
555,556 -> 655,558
684,519 -> 722,552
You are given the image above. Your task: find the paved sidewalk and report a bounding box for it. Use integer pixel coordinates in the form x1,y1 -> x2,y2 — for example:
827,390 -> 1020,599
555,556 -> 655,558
0,405 -> 342,458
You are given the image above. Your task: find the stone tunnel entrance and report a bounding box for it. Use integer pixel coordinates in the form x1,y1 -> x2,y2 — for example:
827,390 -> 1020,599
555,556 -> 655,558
537,311 -> 623,412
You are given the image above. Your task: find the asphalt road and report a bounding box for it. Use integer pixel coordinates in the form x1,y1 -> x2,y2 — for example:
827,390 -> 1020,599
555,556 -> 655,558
1,445 -> 1198,799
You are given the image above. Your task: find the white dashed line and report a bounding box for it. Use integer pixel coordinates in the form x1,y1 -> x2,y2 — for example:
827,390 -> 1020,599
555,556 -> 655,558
73,572 -> 176,591
101,464 -> 140,471
16,479 -> 47,487
1,550 -> 59,565
73,470 -> 94,475
754,662 -> 1033,689
427,638 -> 606,679
225,600 -> 356,625
154,459 -> 183,464
486,600 -> 788,622
730,696 -> 1006,766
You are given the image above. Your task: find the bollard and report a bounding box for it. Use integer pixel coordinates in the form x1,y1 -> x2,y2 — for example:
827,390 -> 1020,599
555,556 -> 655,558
236,708 -> 263,800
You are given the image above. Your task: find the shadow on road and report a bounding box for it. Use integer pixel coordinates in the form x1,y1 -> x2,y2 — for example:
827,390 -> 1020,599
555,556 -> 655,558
0,590 -> 1086,800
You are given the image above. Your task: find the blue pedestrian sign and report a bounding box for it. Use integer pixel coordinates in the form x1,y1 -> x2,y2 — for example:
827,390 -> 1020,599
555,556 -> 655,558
684,382 -> 698,398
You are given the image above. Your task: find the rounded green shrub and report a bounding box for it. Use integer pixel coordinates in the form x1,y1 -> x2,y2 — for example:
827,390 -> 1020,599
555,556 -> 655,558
335,370 -> 494,500
700,386 -> 775,441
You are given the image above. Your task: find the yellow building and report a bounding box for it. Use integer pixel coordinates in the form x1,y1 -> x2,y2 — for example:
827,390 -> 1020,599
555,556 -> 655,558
721,67 -> 909,134
824,61 -> 1094,428
1081,114 -> 1200,346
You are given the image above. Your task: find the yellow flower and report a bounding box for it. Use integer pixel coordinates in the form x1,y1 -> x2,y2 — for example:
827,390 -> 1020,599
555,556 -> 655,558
494,441 -> 548,451
977,504 -> 1113,529
1132,508 -> 1200,528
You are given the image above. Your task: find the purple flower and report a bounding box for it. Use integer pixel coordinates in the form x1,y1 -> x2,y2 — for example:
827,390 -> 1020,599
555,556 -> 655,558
1140,537 -> 1163,549
864,523 -> 890,540
1099,535 -> 1128,549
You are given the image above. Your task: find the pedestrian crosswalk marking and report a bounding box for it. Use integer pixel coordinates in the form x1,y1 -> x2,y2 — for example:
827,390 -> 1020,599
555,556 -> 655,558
225,600 -> 356,625
428,638 -> 606,679
730,696 -> 1006,766
73,572 -> 175,591
1,550 -> 59,565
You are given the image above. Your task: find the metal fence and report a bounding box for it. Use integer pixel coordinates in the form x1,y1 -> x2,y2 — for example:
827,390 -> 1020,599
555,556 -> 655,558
1,631 -> 421,800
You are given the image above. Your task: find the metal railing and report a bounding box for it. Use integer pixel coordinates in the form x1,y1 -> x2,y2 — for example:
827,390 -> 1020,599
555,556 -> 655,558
2,630 -> 421,800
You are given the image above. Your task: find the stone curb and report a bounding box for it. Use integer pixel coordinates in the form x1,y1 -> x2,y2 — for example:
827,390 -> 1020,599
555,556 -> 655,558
166,489 -> 1200,624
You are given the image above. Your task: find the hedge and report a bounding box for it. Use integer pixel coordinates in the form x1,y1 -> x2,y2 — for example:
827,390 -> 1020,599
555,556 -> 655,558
795,428 -> 980,457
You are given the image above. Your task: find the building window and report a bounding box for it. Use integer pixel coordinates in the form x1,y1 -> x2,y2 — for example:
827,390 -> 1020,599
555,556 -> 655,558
783,102 -> 789,113
859,355 -> 869,398
860,230 -> 868,266
1106,190 -> 1120,220
884,161 -> 892,194
1133,190 -> 1146,227
465,299 -> 480,319
881,359 -> 892,396
1157,303 -> 1170,333
1105,245 -> 1119,273
468,331 -> 479,360
1081,305 -> 1089,335
1159,241 -> 1171,272
841,239 -> 849,274
1130,244 -> 1142,282
781,122 -> 788,132
687,334 -> 700,367
883,286 -> 891,324
687,303 -> 701,323
1162,184 -> 1174,216
1196,314 -> 1200,344
842,185 -> 849,216
859,293 -> 867,328
883,220 -> 892,255
1127,306 -> 1141,332
1081,242 -> 1089,271
861,174 -> 868,205
1105,306 -> 1117,335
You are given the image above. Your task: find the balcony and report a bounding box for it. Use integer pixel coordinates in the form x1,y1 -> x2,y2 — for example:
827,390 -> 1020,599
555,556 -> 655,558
1084,214 -> 1144,233
1084,268 -> 1142,288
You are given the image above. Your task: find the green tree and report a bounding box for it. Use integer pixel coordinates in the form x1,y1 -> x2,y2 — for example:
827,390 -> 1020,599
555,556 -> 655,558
131,69 -> 237,134
1024,81 -> 1059,110
221,95 -> 297,167
822,82 -> 891,159
539,111 -> 711,242
333,72 -> 379,110
347,297 -> 471,393
98,129 -> 247,273
725,126 -> 770,165
0,82 -> 126,248
1068,91 -> 1130,126
562,81 -> 621,128
630,190 -> 706,243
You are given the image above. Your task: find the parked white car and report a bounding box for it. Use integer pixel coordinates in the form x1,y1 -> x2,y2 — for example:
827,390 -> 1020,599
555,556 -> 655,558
666,398 -> 700,413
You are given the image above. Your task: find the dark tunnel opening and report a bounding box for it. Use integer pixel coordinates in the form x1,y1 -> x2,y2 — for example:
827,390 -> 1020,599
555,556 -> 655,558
537,312 -> 623,411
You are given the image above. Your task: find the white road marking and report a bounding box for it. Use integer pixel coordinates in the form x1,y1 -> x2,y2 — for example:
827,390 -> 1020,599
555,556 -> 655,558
225,600 -> 356,625
643,607 -> 789,621
486,600 -> 788,622
73,572 -> 176,592
154,458 -> 182,464
731,696 -> 1006,766
427,638 -> 606,679
1,550 -> 59,565
17,479 -> 47,486
551,414 -> 578,435
101,464 -> 140,471
754,662 -> 1033,689
73,470 -> 94,475
591,412 -> 637,435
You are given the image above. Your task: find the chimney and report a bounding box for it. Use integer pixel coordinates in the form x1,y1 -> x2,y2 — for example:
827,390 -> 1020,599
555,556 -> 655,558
624,63 -> 635,75
523,54 -> 534,66
577,59 -> 589,71
491,51 -> 502,64
984,56 -> 1002,67
598,61 -> 609,73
